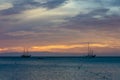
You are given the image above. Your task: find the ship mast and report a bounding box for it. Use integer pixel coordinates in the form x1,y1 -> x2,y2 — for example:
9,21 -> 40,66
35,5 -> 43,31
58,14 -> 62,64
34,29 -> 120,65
86,42 -> 96,57
88,42 -> 90,55
23,48 -> 29,55
88,42 -> 93,56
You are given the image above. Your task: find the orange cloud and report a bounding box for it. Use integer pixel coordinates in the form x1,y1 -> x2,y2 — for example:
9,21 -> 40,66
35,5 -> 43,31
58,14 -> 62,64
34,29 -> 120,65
0,48 -> 8,52
90,44 -> 109,47
0,43 -> 118,53
31,43 -> 109,52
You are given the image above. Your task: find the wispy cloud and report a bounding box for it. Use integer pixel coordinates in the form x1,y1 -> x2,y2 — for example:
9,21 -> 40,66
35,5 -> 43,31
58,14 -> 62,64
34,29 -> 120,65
0,0 -> 120,55
0,3 -> 13,11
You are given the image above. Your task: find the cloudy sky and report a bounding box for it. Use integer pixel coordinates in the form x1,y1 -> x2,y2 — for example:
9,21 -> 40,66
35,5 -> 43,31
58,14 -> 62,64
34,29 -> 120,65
0,0 -> 120,56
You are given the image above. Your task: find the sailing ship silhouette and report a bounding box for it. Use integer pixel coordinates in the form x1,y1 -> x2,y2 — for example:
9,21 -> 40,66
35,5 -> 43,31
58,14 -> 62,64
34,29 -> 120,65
85,42 -> 96,58
21,48 -> 31,58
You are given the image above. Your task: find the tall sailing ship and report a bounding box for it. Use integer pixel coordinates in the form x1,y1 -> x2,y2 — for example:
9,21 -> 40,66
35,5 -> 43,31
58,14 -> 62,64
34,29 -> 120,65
85,42 -> 96,58
21,48 -> 31,58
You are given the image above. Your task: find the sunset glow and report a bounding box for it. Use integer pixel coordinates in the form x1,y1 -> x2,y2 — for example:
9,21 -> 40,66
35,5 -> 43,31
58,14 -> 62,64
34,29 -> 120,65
0,0 -> 120,56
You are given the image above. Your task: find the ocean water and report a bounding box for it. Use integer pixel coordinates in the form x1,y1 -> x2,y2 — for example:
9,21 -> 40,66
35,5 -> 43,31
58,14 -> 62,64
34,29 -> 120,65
0,57 -> 120,80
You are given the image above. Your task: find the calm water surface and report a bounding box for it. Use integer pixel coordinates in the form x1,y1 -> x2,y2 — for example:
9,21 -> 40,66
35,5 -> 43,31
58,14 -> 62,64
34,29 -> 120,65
0,57 -> 120,80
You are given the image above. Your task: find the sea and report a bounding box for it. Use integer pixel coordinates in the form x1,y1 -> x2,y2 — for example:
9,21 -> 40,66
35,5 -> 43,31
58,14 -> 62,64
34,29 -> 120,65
0,57 -> 120,80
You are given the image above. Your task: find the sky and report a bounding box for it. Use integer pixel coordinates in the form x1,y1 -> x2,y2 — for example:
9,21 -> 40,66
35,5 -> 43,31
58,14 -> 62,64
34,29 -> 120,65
0,0 -> 120,56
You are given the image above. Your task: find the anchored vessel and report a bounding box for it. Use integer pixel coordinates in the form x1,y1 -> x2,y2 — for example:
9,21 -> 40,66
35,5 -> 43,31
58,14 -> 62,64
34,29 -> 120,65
21,48 -> 31,58
85,42 -> 96,58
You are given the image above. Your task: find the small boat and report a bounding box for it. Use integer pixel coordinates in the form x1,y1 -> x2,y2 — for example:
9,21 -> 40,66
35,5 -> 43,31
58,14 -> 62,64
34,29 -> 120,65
21,48 -> 31,58
85,42 -> 96,58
